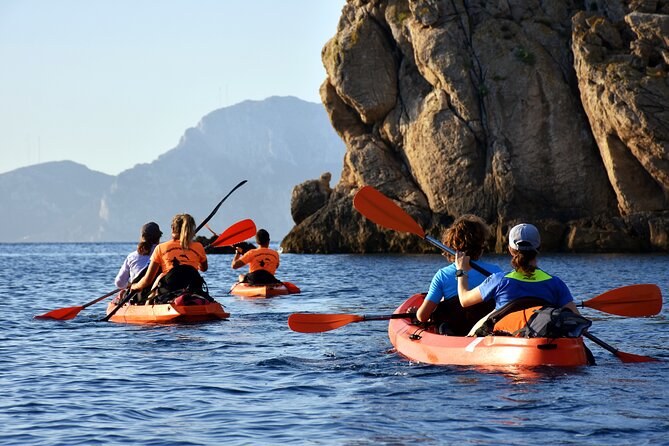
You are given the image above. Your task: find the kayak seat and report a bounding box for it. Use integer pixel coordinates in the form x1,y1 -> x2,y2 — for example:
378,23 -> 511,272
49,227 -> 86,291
470,297 -> 553,337
429,296 -> 496,336
241,269 -> 281,285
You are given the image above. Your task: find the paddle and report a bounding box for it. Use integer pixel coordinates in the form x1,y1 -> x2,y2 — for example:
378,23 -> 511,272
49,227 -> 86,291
208,219 -> 256,248
351,185 -> 661,362
353,185 -> 489,275
35,288 -> 121,320
582,332 -> 659,363
577,284 -> 662,317
194,180 -> 247,233
288,312 -> 415,333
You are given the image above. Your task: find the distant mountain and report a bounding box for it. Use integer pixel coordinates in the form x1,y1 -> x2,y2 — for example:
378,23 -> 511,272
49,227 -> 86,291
1,96 -> 345,242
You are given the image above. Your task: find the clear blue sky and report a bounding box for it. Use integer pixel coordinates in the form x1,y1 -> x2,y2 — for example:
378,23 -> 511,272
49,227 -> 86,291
0,0 -> 345,175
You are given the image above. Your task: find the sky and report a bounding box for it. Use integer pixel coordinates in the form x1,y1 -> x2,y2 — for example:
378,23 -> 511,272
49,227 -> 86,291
0,0 -> 346,176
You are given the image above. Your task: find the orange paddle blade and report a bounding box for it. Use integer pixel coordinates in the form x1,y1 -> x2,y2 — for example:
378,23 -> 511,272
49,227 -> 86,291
353,186 -> 425,238
288,313 -> 364,333
35,288 -> 120,321
283,282 -> 301,294
615,350 -> 661,363
35,306 -> 84,321
211,219 -> 256,247
582,284 -> 662,317
583,332 -> 659,363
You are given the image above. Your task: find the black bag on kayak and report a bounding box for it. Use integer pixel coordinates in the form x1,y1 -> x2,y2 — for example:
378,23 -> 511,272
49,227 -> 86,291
519,307 -> 592,338
156,265 -> 210,298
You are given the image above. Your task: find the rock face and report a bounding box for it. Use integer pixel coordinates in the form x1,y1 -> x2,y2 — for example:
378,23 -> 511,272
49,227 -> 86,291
282,0 -> 669,253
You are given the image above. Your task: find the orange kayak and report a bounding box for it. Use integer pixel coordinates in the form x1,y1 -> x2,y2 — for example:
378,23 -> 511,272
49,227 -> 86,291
105,300 -> 229,324
388,293 -> 590,367
229,281 -> 300,298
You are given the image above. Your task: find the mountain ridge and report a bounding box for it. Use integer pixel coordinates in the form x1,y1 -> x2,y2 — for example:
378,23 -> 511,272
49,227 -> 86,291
1,96 -> 345,242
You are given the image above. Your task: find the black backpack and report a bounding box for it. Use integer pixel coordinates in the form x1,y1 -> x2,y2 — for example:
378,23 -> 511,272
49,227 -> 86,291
519,307 -> 592,338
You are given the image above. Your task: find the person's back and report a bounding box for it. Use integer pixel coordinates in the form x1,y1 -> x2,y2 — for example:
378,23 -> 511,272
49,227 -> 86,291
415,215 -> 501,335
232,229 -> 280,284
456,223 -> 579,334
152,238 -> 207,275
131,214 -> 208,298
479,268 -> 573,311
114,222 -> 162,288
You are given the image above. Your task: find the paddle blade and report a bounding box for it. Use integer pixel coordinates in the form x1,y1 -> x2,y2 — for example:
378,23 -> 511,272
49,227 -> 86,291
288,313 -> 364,333
211,219 -> 257,247
583,284 -> 662,317
283,282 -> 301,294
353,186 -> 425,238
615,350 -> 660,363
35,306 -> 84,321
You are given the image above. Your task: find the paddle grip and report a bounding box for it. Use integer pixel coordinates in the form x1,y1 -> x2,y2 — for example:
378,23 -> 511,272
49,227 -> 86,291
424,235 -> 491,276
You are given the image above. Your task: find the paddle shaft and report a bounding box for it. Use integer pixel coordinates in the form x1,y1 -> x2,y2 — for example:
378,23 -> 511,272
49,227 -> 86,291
99,290 -> 134,322
362,313 -> 415,322
195,180 -> 247,233
82,288 -> 121,308
425,235 -> 490,276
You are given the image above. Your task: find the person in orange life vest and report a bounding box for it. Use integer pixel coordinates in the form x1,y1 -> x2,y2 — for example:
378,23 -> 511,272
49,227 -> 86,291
231,228 -> 280,285
454,223 -> 580,334
131,213 -> 208,296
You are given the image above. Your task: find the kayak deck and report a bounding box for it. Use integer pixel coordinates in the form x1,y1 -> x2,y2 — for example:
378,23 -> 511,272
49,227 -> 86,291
105,301 -> 229,324
389,294 -> 590,367
229,281 -> 300,298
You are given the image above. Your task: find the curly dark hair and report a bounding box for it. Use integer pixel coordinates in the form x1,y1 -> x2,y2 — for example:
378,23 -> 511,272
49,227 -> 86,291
443,214 -> 490,261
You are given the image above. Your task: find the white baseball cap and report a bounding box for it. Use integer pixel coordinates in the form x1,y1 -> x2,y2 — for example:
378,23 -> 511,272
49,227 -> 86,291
508,223 -> 540,252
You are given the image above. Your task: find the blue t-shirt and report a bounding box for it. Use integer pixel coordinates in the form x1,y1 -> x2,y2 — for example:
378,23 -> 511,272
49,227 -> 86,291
425,260 -> 502,304
478,269 -> 573,310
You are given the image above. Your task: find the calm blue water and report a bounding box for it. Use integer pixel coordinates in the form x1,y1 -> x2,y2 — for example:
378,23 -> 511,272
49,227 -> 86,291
2,243 -> 668,445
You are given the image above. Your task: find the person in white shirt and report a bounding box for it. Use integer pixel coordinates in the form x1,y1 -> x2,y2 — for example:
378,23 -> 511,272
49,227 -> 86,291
114,222 -> 162,288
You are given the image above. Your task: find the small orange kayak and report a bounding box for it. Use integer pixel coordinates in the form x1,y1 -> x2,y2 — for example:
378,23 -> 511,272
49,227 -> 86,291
105,300 -> 229,324
389,293 -> 590,367
229,281 -> 301,298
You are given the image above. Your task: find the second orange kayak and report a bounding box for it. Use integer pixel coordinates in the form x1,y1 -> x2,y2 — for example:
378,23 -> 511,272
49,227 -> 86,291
229,281 -> 301,298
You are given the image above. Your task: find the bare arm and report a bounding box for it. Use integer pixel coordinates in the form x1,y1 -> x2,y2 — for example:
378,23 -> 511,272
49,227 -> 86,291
454,251 -> 484,308
231,248 -> 244,269
416,300 -> 438,323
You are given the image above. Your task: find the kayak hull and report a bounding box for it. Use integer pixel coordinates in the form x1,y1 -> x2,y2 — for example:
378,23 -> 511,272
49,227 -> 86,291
229,281 -> 300,298
105,301 -> 229,324
389,293 -> 590,367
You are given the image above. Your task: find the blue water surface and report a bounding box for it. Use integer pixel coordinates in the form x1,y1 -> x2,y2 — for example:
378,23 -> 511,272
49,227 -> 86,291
1,243 -> 668,445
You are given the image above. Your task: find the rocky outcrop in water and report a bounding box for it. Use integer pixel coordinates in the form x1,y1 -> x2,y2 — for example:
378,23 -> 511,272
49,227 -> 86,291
282,0 -> 669,253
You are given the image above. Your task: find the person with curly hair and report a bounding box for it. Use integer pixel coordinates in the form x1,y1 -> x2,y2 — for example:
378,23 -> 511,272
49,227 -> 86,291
413,215 -> 502,335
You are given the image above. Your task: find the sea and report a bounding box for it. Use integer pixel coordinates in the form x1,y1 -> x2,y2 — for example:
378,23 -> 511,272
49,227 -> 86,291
2,243 -> 668,445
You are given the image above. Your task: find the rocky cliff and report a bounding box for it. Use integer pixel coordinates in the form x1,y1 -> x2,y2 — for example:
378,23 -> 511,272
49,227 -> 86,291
283,0 -> 669,253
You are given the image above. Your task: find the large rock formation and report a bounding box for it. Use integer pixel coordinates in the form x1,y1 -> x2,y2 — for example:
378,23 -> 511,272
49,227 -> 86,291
282,0 -> 669,253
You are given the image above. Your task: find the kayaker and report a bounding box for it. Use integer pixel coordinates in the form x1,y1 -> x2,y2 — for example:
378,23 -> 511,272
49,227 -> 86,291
114,221 -> 162,288
131,213 -> 208,298
454,223 -> 580,333
231,228 -> 280,285
411,215 -> 502,335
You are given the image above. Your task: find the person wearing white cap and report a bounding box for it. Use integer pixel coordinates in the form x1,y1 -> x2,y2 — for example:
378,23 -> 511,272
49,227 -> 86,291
114,222 -> 163,288
453,222 -> 580,319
